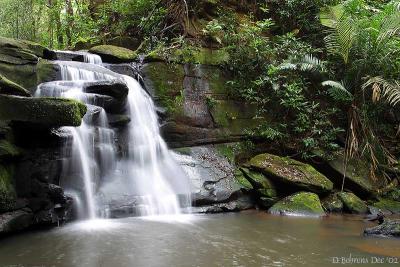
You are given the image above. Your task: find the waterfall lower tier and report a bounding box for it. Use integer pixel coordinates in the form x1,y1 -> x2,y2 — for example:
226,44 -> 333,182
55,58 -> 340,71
35,52 -> 191,219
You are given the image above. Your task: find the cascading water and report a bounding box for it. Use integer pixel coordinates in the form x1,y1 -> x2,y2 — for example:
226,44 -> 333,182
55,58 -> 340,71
35,52 -> 191,220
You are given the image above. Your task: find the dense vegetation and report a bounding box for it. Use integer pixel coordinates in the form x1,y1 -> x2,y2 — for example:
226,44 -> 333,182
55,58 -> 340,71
0,0 -> 399,184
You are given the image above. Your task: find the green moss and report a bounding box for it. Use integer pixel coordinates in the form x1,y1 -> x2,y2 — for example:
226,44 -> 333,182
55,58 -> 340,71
0,140 -> 20,159
234,169 -> 253,190
0,164 -> 16,212
338,192 -> 368,214
372,199 -> 400,214
174,147 -> 192,155
0,95 -> 87,127
322,193 -> 344,212
249,153 -> 333,193
0,62 -> 37,90
89,45 -> 137,63
0,37 -> 47,58
268,192 -> 325,216
215,144 -> 235,163
240,167 -> 277,198
0,74 -> 31,96
142,62 -> 185,116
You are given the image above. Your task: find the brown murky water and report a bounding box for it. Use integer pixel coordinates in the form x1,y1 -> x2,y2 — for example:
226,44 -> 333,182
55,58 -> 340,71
0,211 -> 399,267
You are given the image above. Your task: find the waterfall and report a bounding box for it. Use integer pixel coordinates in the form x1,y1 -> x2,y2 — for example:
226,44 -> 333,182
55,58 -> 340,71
35,52 -> 191,220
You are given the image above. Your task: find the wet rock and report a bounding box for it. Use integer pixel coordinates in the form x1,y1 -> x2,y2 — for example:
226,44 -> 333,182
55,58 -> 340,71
108,114 -> 131,127
89,45 -> 137,63
104,63 -> 140,77
364,219 -> 400,237
0,209 -> 33,235
268,192 -> 326,216
371,198 -> 400,214
83,80 -> 129,99
322,193 -> 344,213
0,140 -> 21,160
338,192 -> 368,214
0,37 -> 50,63
249,153 -> 333,194
0,95 -> 87,127
239,167 -> 278,198
191,195 -> 254,213
0,74 -> 31,96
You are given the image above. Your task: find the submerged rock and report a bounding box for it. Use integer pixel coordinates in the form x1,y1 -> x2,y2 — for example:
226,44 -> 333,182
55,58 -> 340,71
364,219 -> 400,237
338,192 -> 368,214
0,95 -> 87,127
268,192 -> 325,216
0,74 -> 31,96
89,45 -> 137,63
249,153 -> 333,194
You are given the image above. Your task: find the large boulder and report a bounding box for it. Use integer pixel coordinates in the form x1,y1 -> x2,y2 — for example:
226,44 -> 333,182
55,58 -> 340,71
83,80 -> 129,99
371,198 -> 400,214
338,192 -> 368,214
248,153 -> 333,194
268,192 -> 326,216
89,45 -> 137,63
322,193 -> 344,213
364,219 -> 400,237
0,74 -> 31,96
0,95 -> 87,127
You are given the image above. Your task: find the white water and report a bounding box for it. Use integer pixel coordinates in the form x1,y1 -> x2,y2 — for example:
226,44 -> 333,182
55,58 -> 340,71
35,52 -> 190,219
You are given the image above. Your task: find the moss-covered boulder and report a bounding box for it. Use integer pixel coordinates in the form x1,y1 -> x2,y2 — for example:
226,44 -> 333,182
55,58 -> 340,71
89,45 -> 137,63
249,153 -> 333,193
0,164 -> 16,212
239,167 -> 277,198
338,192 -> 368,214
0,95 -> 87,127
328,154 -> 377,197
322,193 -> 344,213
268,192 -> 325,216
0,74 -> 31,97
371,199 -> 400,214
364,219 -> 400,237
0,37 -> 50,59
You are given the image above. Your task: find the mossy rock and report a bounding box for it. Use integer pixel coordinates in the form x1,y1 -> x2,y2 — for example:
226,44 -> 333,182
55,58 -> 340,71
268,192 -> 325,216
0,74 -> 31,97
371,199 -> 400,214
0,95 -> 87,127
0,140 -> 21,159
329,154 -> 376,196
234,169 -> 253,190
239,167 -> 277,198
249,153 -> 333,193
0,164 -> 16,212
89,45 -> 137,63
0,62 -> 37,91
322,193 -> 343,213
364,219 -> 400,237
141,62 -> 185,115
338,192 -> 368,214
0,37 -> 49,58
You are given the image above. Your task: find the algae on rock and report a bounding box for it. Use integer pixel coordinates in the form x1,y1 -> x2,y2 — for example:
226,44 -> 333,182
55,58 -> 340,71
268,192 -> 325,216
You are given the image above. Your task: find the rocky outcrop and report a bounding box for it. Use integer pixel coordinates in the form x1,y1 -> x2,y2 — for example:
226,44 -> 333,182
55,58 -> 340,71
0,74 -> 31,96
142,62 -> 265,147
89,45 -> 137,63
364,219 -> 400,237
0,95 -> 87,127
268,192 -> 326,216
338,192 -> 368,214
371,198 -> 400,214
248,153 -> 333,194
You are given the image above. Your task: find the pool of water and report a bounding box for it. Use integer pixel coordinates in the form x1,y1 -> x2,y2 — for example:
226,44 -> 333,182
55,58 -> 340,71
0,211 -> 399,267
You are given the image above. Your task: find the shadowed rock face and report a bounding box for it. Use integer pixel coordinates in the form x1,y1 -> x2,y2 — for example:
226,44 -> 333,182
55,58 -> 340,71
364,219 -> 400,237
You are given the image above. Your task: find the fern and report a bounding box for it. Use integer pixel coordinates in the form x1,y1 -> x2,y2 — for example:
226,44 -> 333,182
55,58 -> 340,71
322,80 -> 353,102
277,54 -> 327,73
363,76 -> 400,107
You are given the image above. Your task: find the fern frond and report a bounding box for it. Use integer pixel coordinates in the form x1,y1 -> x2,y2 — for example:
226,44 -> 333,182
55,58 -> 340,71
363,76 -> 400,107
277,55 -> 327,73
322,80 -> 353,102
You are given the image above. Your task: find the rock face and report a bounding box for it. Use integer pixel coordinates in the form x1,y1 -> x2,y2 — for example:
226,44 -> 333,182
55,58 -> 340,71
142,62 -> 265,147
338,192 -> 368,214
0,95 -> 87,127
0,164 -> 16,212
89,45 -> 137,63
0,210 -> 33,235
364,219 -> 400,237
268,192 -> 325,216
248,153 -> 333,194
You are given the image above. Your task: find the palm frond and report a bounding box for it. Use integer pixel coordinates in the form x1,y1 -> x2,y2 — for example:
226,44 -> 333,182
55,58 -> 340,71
322,80 -> 353,102
320,4 -> 344,28
277,55 -> 326,73
363,76 -> 400,107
